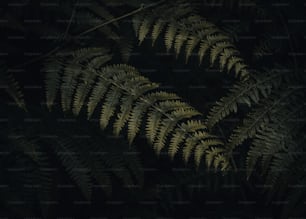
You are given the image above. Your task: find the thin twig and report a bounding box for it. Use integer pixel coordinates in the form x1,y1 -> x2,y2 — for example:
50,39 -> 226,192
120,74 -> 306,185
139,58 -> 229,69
13,0 -> 166,69
63,0 -> 78,40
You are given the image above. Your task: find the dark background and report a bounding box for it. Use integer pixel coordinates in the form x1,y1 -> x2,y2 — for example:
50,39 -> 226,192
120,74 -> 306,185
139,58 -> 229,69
0,0 -> 305,218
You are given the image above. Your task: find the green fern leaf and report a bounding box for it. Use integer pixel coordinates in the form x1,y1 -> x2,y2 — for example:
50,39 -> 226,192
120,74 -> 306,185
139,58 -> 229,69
45,56 -> 228,170
87,71 -> 113,118
152,19 -> 166,45
54,139 -> 92,200
165,23 -> 178,52
198,40 -> 210,64
100,86 -> 122,129
138,17 -> 154,45
146,100 -> 190,144
205,147 -> 226,168
113,80 -> 158,136
4,72 -> 26,109
219,48 -> 239,71
169,120 -> 206,159
132,13 -> 145,37
174,30 -> 189,57
183,131 -> 210,163
154,108 -> 200,155
73,55 -> 112,115
127,92 -> 180,144
132,2 -> 250,79
185,36 -> 200,63
210,42 -> 233,65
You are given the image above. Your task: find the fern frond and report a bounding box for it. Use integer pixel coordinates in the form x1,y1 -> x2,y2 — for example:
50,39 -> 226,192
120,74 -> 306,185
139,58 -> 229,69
174,29 -> 189,57
118,38 -> 134,63
219,48 -> 239,71
138,16 -> 155,45
205,70 -> 283,129
54,138 -> 92,200
185,36 -> 200,63
11,137 -> 56,215
146,100 -> 191,144
154,108 -> 201,155
128,92 -> 180,144
246,104 -> 305,179
115,77 -> 158,134
45,48 -> 112,112
133,13 -> 146,37
100,86 -> 122,129
169,120 -> 206,159
210,42 -> 234,65
227,89 -> 296,151
87,66 -> 115,118
44,58 -> 64,110
66,134 -> 143,195
45,56 -> 228,169
253,34 -> 277,61
263,131 -> 305,205
0,65 -> 25,109
152,19 -> 166,45
165,23 -> 179,52
183,131 -> 211,163
133,3 -> 251,79
73,55 -> 112,115
205,147 -> 228,169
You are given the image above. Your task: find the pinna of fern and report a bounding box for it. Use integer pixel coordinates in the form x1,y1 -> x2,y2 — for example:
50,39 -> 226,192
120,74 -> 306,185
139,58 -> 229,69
44,47 -> 230,170
0,64 -> 25,109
